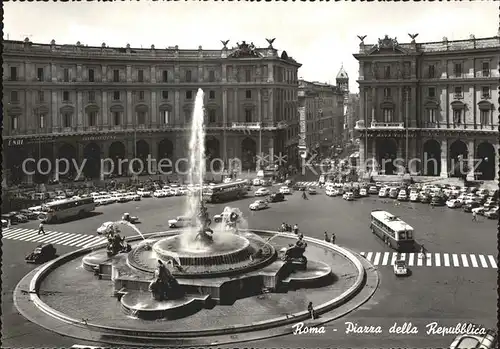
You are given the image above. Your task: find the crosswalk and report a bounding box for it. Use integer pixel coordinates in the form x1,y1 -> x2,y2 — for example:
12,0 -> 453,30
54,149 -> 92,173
1,227 -> 107,248
360,251 -> 498,269
295,181 -> 319,187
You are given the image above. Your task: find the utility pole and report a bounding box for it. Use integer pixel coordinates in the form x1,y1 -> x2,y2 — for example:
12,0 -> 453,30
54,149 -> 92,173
405,87 -> 409,173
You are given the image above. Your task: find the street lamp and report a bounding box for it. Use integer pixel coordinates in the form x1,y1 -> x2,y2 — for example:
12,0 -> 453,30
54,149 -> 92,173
405,87 -> 409,173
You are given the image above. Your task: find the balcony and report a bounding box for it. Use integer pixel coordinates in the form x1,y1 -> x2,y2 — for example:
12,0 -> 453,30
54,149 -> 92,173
231,122 -> 261,130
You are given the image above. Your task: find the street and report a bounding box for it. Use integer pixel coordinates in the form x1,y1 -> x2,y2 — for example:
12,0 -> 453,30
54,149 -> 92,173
2,185 -> 497,348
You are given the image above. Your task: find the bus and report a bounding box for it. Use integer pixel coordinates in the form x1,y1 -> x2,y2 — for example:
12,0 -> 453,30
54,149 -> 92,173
39,197 -> 96,223
202,180 -> 248,203
370,210 -> 414,251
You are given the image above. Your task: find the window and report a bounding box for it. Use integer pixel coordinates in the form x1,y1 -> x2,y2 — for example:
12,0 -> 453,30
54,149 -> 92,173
39,113 -> 46,128
138,70 -> 144,82
113,91 -> 120,100
383,88 -> 391,98
428,65 -> 435,78
245,109 -> 252,122
481,86 -> 490,99
454,87 -> 462,99
88,69 -> 95,82
38,91 -> 45,102
245,90 -> 252,99
88,91 -> 95,102
245,69 -> 251,82
384,66 -> 391,79
11,116 -> 18,130
63,91 -> 70,102
37,68 -> 44,81
185,110 -> 192,123
10,66 -> 17,81
88,111 -> 97,126
428,87 -> 435,98
113,69 -> 119,82
186,90 -> 193,99
208,109 -> 216,123
138,91 -> 145,101
161,110 -> 170,124
63,68 -> 70,82
113,112 -> 121,126
137,111 -> 146,125
208,70 -> 215,82
480,110 -> 490,126
209,90 -> 215,99
63,113 -> 72,127
185,70 -> 192,82
482,62 -> 489,77
162,90 -> 169,99
382,109 -> 393,122
453,109 -> 462,125
454,63 -> 462,77
427,108 -> 437,123
162,70 -> 168,82
10,91 -> 18,102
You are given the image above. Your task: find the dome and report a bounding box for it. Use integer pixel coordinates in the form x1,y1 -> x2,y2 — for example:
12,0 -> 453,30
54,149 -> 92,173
336,65 -> 348,80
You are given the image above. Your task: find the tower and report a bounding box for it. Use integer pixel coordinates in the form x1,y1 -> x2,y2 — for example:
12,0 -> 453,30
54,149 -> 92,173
336,65 -> 350,144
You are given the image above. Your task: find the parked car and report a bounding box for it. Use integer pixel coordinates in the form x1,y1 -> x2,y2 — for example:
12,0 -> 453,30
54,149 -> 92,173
397,190 -> 408,201
359,188 -> 368,197
343,192 -> 354,201
252,178 -> 262,186
19,209 -> 39,220
430,196 -> 446,206
463,202 -> 481,212
484,207 -> 499,219
25,244 -> 57,264
267,192 -> 285,202
419,193 -> 431,204
249,200 -> 269,211
471,206 -> 487,216
279,186 -> 292,195
378,187 -> 390,198
368,186 -> 378,194
409,192 -> 419,202
308,187 -> 317,195
446,199 -> 462,208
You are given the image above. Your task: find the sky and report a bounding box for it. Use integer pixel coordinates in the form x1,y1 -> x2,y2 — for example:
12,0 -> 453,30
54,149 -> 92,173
4,2 -> 498,93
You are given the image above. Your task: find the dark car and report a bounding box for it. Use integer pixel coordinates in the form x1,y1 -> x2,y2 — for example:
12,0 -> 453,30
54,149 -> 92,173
293,184 -> 306,191
25,244 -> 57,264
268,192 -> 285,202
19,209 -> 39,220
463,202 -> 481,212
430,196 -> 446,206
352,188 -> 361,198
419,194 -> 431,204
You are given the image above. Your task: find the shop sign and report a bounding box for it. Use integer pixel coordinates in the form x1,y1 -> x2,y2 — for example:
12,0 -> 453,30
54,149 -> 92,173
82,135 -> 118,142
7,139 -> 24,146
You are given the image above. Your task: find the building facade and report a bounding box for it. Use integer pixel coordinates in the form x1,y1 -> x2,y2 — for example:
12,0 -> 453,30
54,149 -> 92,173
3,38 -> 301,183
354,34 -> 499,180
297,80 -> 344,158
343,93 -> 361,144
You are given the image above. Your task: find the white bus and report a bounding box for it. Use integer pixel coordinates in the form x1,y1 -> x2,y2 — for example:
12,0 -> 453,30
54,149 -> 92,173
39,197 -> 96,223
370,210 -> 415,251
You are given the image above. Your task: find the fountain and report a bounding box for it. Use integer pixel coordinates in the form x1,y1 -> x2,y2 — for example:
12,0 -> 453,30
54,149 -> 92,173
14,87 -> 376,345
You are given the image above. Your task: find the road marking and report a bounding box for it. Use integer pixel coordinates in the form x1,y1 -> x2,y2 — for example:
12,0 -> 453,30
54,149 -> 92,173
40,232 -> 67,244
373,252 -> 381,265
488,255 -> 497,269
2,228 -> 27,237
32,231 -> 62,243
408,253 -> 414,266
75,236 -> 100,247
16,231 -> 44,241
48,233 -> 72,244
426,253 -> 432,267
452,254 -> 460,267
390,252 -> 398,265
434,253 -> 441,267
84,237 -> 107,248
53,234 -> 80,245
444,253 -> 450,267
70,235 -> 97,247
5,229 -> 35,239
417,253 -> 423,266
469,254 -> 479,268
461,254 -> 469,268
365,252 -> 373,262
25,231 -> 57,243
478,255 -> 488,268
381,252 -> 390,265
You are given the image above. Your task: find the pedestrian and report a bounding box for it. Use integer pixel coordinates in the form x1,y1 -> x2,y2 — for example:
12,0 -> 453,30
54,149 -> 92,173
420,244 -> 425,258
307,302 -> 316,319
472,211 -> 477,221
293,224 -> 299,235
324,232 -> 330,243
38,221 -> 46,235
331,233 -> 336,244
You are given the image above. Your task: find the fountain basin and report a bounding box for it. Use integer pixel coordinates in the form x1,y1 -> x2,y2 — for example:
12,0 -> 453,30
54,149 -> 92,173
127,231 -> 277,278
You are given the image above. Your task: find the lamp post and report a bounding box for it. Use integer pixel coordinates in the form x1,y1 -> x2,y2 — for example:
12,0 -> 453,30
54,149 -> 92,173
405,87 -> 409,173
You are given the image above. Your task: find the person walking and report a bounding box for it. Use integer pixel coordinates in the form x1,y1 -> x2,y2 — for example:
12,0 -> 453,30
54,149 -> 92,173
472,211 -> 478,221
420,244 -> 426,259
331,233 -> 336,244
324,232 -> 330,243
302,191 -> 308,200
38,221 -> 46,235
293,224 -> 299,235
307,302 -> 316,319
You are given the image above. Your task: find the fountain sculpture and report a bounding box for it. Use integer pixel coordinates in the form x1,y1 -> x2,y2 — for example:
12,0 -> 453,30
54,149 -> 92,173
80,89 -> 333,320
